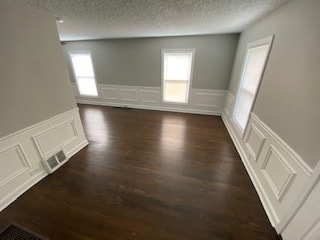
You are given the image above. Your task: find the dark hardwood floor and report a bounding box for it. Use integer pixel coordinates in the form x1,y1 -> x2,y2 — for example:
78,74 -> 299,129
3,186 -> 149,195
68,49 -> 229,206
0,104 -> 279,239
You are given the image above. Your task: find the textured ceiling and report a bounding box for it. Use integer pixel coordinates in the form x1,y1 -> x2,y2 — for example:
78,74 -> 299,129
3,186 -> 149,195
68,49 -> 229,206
9,0 -> 290,41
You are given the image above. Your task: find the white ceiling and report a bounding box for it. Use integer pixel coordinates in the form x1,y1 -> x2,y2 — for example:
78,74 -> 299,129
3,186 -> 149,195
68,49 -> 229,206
10,0 -> 290,41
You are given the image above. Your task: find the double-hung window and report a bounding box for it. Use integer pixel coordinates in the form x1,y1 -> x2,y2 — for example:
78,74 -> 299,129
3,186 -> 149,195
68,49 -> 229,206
69,51 -> 98,97
232,36 -> 274,135
162,49 -> 195,103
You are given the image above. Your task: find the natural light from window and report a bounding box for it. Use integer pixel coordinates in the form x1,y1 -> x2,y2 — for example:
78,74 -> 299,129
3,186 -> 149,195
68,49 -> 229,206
232,36 -> 273,134
162,50 -> 194,103
69,52 -> 98,97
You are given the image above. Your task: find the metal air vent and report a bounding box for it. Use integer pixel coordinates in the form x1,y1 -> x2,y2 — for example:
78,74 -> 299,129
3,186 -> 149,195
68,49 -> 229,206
42,150 -> 68,173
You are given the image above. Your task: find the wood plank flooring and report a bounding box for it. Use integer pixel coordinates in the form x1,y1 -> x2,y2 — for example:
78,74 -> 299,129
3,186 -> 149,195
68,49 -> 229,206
0,104 -> 279,239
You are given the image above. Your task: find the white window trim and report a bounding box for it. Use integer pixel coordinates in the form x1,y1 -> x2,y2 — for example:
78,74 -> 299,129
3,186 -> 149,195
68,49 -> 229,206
161,48 -> 196,105
231,35 -> 274,138
68,50 -> 100,98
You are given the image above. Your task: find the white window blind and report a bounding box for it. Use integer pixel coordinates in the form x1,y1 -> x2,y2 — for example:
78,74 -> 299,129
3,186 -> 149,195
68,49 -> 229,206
69,52 -> 98,97
162,50 -> 194,103
233,36 -> 273,134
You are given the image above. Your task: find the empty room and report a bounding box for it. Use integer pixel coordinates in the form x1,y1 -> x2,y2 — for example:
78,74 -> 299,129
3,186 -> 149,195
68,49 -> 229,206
0,0 -> 319,239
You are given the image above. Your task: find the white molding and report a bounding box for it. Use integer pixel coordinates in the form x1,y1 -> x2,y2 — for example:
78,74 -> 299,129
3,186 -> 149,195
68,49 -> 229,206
32,120 -> 78,158
0,107 -> 88,212
73,83 -> 226,116
0,144 -> 31,188
247,35 -> 274,49
245,124 -> 266,161
247,114 -> 313,227
100,87 -> 118,100
77,99 -> 222,116
140,90 -> 158,103
0,108 -> 79,142
251,113 -> 312,175
231,115 -> 246,138
221,113 -> 279,226
66,139 -> 89,158
278,162 -> 320,233
261,146 -> 296,202
281,165 -> 320,239
222,107 -> 316,231
193,92 -> 221,108
0,171 -> 47,211
303,217 -> 320,240
120,89 -> 139,102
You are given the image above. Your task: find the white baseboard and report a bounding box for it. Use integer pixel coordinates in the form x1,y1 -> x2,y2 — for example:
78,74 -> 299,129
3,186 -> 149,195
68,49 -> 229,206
66,139 -> 89,158
222,114 -> 278,227
222,91 -> 315,234
0,108 -> 88,211
76,99 -> 222,116
73,84 -> 226,116
0,171 -> 47,211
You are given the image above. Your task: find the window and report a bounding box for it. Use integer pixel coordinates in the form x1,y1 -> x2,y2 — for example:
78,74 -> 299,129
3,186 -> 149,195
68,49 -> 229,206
162,49 -> 195,103
69,51 -> 98,97
232,36 -> 274,135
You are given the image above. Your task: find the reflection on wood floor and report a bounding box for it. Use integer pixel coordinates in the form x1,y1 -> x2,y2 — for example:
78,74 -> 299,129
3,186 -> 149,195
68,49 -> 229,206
0,104 -> 279,240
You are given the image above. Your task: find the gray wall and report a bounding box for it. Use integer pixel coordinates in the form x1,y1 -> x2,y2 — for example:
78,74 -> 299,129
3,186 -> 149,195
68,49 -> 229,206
62,34 -> 239,89
228,0 -> 320,169
0,2 -> 77,137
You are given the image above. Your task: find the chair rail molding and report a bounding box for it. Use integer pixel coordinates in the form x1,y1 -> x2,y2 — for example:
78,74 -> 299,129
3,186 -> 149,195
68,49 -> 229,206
222,91 -> 318,238
0,107 -> 88,211
72,83 -> 227,116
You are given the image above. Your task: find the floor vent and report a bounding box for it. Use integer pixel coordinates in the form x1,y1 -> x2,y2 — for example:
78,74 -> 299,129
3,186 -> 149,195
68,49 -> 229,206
0,224 -> 48,240
56,150 -> 67,163
42,150 -> 68,173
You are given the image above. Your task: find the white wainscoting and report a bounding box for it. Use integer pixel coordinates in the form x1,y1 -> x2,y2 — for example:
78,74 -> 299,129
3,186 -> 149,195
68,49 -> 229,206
72,84 -> 226,115
222,91 -> 319,237
282,172 -> 320,240
245,114 -> 311,224
245,124 -> 265,162
0,108 -> 88,211
0,144 -> 31,188
33,120 -> 78,158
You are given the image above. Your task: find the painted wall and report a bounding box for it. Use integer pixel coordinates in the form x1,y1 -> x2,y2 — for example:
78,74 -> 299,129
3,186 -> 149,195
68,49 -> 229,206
0,2 -> 77,137
62,34 -> 239,89
0,2 -> 88,211
228,0 -> 320,169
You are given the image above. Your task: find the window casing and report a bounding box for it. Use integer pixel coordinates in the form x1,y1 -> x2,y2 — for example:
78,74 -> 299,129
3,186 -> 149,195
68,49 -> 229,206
162,49 -> 195,104
232,36 -> 274,135
69,51 -> 99,97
